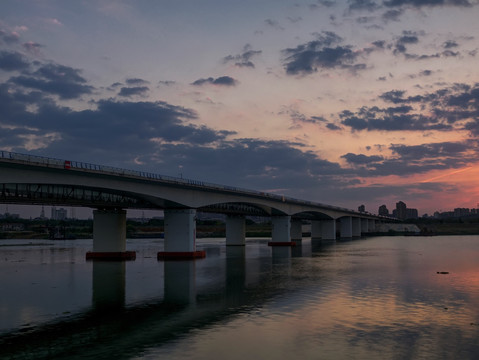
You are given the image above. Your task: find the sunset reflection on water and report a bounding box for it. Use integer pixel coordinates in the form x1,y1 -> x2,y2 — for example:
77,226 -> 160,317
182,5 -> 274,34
1,236 -> 479,359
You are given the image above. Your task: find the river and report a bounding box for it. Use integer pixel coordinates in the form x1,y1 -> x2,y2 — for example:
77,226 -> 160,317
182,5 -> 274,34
1,235 -> 479,359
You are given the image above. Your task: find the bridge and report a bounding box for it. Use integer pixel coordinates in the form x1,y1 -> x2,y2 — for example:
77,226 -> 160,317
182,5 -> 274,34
0,151 -> 388,259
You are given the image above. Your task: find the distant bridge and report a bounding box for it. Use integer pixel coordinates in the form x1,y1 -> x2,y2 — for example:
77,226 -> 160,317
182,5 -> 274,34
0,151 -> 389,259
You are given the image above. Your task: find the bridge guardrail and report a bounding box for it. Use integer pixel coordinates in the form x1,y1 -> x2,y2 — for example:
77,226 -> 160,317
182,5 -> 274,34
0,150 -> 372,217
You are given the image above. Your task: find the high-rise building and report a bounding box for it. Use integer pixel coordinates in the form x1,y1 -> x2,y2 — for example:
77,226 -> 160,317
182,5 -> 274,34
51,207 -> 68,220
396,201 -> 407,220
378,205 -> 389,216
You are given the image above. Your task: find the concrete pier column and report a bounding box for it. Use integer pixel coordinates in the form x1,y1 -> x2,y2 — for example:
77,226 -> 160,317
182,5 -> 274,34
226,215 -> 246,246
311,220 -> 322,240
352,217 -> 361,238
368,219 -> 376,232
321,219 -> 336,240
290,219 -> 303,242
361,218 -> 369,234
268,215 -> 295,246
340,216 -> 353,239
158,209 -> 205,259
86,209 -> 135,260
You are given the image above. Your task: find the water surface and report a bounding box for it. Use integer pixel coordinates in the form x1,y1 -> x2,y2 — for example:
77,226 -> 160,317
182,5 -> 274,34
1,236 -> 478,359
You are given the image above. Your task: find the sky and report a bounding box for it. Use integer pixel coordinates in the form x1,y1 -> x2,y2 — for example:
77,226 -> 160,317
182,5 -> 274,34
1,0 -> 479,218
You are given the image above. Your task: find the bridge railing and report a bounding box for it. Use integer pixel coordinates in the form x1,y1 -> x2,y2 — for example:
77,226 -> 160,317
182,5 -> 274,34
0,150 -> 368,216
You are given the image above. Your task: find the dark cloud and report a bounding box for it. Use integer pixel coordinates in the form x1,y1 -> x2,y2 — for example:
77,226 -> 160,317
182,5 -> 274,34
282,31 -> 365,75
7,62 -> 94,99
393,31 -> 420,55
223,44 -> 262,68
382,9 -> 404,21
390,142 -> 469,159
383,0 -> 475,7
339,140 -> 475,180
443,40 -> 459,49
118,86 -> 149,97
341,153 -> 384,165
372,40 -> 386,48
326,123 -> 342,130
0,51 -> 30,71
349,0 -> 380,12
158,80 -> 176,86
343,84 -> 479,134
125,78 -> 149,86
340,104 -> 452,131
191,76 -> 238,86
264,19 -> 284,30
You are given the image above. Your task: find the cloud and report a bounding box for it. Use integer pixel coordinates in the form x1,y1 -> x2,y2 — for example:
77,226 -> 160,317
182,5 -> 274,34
9,62 -> 94,99
341,83 -> 479,134
2,58 -> 92,100
191,76 -> 238,86
118,86 -> 149,97
393,31 -> 420,55
339,139 -> 476,180
125,78 -> 149,86
264,19 -> 284,30
0,29 -> 20,44
0,51 -> 30,71
158,80 -> 176,86
382,8 -> 404,21
22,42 -> 43,56
348,0 -> 380,12
282,31 -> 366,75
341,153 -> 384,165
383,0 -> 476,8
223,44 -> 262,68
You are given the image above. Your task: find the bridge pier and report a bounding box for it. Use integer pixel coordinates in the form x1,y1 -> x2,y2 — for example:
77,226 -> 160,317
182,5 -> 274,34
321,219 -> 336,240
369,219 -> 376,232
352,217 -> 361,238
268,215 -> 295,246
311,220 -> 322,240
158,209 -> 206,259
361,218 -> 369,235
86,209 -> 135,260
290,219 -> 302,242
226,215 -> 246,246
340,216 -> 353,239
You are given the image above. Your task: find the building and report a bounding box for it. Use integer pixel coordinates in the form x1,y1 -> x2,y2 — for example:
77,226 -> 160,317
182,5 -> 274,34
51,207 -> 68,221
358,204 -> 365,212
396,201 -> 407,220
378,205 -> 389,216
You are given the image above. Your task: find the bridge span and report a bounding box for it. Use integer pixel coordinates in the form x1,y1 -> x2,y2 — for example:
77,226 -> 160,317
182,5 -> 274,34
0,151 -> 388,259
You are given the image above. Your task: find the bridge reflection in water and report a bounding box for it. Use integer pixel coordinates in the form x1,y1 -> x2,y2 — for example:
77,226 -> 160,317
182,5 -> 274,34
1,237 -> 317,359
2,236 -> 478,360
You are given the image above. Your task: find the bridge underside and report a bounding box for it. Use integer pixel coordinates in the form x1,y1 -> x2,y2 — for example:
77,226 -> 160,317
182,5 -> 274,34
1,182 -> 378,259
0,183 -> 172,209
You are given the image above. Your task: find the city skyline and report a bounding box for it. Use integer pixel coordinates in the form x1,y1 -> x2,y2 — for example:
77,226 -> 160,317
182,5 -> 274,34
1,1 -> 479,215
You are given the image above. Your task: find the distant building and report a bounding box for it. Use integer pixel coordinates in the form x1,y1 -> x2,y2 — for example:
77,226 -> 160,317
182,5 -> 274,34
396,201 -> 407,220
406,208 -> 418,219
51,207 -> 68,220
358,204 -> 365,212
454,208 -> 470,217
378,205 -> 389,216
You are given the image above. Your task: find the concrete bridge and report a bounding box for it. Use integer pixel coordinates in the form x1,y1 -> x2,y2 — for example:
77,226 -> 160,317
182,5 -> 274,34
0,151 -> 388,259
